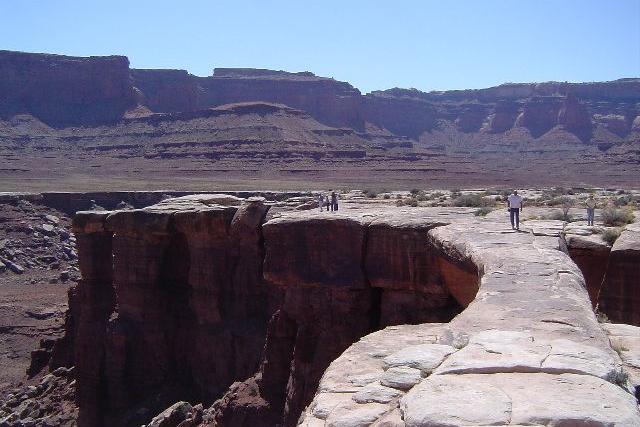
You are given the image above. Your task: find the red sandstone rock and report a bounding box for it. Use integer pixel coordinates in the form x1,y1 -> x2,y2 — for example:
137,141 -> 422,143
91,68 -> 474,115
599,222 -> 640,325
0,50 -> 135,126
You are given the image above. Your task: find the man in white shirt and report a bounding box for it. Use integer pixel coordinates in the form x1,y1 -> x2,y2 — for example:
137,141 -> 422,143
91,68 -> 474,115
507,190 -> 523,230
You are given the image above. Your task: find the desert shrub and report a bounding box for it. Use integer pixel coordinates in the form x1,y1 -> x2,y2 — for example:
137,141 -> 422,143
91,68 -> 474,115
541,187 -> 573,201
600,228 -> 622,245
474,207 -> 493,216
545,210 -> 573,222
614,195 -> 636,207
450,188 -> 462,198
452,194 -> 495,207
397,198 -> 419,207
601,207 -> 635,226
363,189 -> 377,198
410,189 -> 421,195
596,311 -> 610,323
416,193 -> 430,201
383,194 -> 390,199
605,368 -> 630,389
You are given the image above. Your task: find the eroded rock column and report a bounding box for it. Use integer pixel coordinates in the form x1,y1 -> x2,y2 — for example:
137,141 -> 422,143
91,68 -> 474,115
599,222 -> 640,325
72,212 -> 115,427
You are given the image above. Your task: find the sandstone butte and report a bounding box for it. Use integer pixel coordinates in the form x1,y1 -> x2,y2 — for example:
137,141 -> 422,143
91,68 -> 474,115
50,194 -> 640,427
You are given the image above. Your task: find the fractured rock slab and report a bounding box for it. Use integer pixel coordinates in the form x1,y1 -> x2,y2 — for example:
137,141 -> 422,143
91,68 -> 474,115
301,212 -> 640,426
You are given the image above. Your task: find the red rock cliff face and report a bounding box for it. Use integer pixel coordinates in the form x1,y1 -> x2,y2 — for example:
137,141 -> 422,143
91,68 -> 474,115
598,223 -> 640,325
128,68 -> 364,130
0,50 -> 136,126
1,50 -> 638,144
207,211 -> 476,427
69,196 -> 279,426
66,201 -> 479,427
131,69 -> 199,113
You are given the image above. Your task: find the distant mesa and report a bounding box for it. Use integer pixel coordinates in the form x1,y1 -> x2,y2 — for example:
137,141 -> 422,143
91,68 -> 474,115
1,49 -> 638,145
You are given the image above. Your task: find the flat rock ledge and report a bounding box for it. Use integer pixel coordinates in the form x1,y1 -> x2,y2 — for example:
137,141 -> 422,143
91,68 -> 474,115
300,215 -> 640,426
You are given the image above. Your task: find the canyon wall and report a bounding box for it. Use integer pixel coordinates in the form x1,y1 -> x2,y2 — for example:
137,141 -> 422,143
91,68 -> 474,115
599,222 -> 640,325
65,198 -> 478,426
0,50 -> 136,126
44,194 -> 640,427
2,50 -> 638,146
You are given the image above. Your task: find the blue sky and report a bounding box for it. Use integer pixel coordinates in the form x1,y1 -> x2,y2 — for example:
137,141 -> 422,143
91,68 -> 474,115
1,0 -> 639,93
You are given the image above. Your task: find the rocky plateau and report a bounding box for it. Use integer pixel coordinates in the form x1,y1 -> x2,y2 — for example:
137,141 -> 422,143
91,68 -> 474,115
0,190 -> 636,426
0,50 -> 638,191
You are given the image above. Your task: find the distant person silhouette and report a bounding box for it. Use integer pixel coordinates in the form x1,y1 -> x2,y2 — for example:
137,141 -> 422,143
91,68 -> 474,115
507,190 -> 523,230
331,191 -> 339,212
318,194 -> 324,212
585,194 -> 596,226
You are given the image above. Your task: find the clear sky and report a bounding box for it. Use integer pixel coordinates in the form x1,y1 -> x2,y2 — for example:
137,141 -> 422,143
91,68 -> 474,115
1,0 -> 639,93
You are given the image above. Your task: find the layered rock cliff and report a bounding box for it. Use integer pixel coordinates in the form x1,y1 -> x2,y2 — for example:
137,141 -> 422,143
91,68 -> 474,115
63,198 -> 479,426
52,194 -> 640,427
2,50 -> 638,146
1,50 -> 639,189
0,50 -> 136,127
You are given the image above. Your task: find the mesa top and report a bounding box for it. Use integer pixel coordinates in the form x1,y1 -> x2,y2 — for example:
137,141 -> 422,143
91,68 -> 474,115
508,194 -> 523,209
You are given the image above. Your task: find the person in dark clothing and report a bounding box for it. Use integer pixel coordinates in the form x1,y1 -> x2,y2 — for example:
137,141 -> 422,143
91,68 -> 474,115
331,191 -> 338,211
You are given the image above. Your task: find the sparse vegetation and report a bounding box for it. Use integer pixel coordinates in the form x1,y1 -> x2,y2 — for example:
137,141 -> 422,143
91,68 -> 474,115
600,227 -> 622,246
596,311 -> 610,323
614,194 -> 638,207
474,207 -> 493,216
452,193 -> 496,208
396,198 -> 419,207
560,197 -> 575,222
611,341 -> 630,356
362,189 -> 377,198
605,368 -> 630,389
601,207 -> 635,226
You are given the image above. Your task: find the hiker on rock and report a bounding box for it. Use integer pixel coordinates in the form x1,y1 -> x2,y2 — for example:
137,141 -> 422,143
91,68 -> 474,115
331,191 -> 339,212
507,190 -> 523,230
585,194 -> 597,226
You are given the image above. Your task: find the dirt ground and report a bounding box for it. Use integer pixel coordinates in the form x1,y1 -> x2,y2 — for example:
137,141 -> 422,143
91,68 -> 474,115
0,200 -> 77,397
0,281 -> 70,391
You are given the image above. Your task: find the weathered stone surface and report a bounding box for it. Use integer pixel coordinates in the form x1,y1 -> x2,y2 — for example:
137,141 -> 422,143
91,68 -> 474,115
352,383 -> 402,404
380,366 -> 422,390
383,344 -> 455,374
603,322 -> 640,390
401,374 -> 512,426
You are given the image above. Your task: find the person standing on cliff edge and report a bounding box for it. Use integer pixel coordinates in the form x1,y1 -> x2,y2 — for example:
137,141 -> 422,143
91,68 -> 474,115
331,191 -> 339,212
585,194 -> 597,226
507,190 -> 523,230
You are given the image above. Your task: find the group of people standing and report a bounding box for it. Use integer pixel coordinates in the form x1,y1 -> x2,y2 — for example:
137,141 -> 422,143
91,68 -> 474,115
506,190 -> 600,230
318,191 -> 339,212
